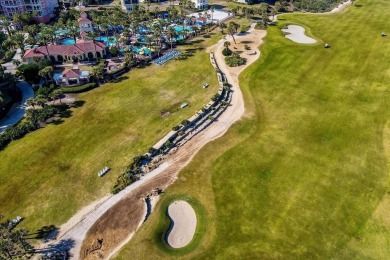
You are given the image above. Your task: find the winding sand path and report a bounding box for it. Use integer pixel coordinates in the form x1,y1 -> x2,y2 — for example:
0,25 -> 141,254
78,26 -> 266,260
80,3 -> 354,257
36,2 -> 353,257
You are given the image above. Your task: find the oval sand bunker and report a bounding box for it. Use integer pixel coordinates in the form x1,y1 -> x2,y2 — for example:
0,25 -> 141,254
282,25 -> 317,44
167,200 -> 197,248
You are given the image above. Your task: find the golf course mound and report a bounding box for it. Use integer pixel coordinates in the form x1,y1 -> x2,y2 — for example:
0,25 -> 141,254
282,25 -> 317,44
167,200 -> 197,248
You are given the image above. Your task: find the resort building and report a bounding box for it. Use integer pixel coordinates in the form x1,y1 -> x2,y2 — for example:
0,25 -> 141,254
120,0 -> 139,12
23,41 -> 107,63
0,0 -> 25,19
53,68 -> 90,86
78,12 -> 92,33
0,0 -> 59,23
191,0 -> 207,9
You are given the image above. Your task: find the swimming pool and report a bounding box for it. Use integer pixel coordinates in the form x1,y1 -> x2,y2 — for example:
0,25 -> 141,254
174,26 -> 193,33
59,36 -> 117,46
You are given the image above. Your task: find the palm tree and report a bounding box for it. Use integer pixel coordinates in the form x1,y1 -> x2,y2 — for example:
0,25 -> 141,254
12,60 -> 21,67
51,89 -> 63,104
223,41 -> 231,50
10,32 -> 26,55
219,22 -> 227,34
227,22 -> 240,44
66,21 -> 79,44
0,15 -> 12,36
38,66 -> 54,83
166,27 -> 177,50
87,31 -> 98,59
26,98 -> 36,108
210,6 -> 215,23
270,9 -> 277,21
25,108 -> 40,128
35,94 -> 47,108
39,32 -> 51,59
0,90 -> 4,109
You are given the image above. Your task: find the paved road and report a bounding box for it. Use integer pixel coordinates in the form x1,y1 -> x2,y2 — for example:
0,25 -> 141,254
2,49 -> 22,74
0,81 -> 34,134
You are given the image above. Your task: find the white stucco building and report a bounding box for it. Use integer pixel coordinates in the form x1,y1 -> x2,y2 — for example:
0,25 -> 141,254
191,0 -> 208,9
77,12 -> 92,33
120,0 -> 139,12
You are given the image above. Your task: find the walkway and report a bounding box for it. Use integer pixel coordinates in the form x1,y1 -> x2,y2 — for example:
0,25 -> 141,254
36,163 -> 170,258
0,81 -> 34,134
2,49 -> 22,74
34,24 -> 266,260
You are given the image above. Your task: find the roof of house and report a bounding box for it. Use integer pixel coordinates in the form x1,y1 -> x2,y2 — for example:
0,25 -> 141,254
23,42 -> 106,59
63,69 -> 80,78
77,17 -> 92,23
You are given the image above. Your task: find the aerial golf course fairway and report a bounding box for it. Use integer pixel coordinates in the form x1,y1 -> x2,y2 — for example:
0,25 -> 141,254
115,0 -> 390,258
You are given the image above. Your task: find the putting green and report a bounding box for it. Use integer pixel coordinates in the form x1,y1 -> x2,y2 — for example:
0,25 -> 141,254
115,0 -> 390,258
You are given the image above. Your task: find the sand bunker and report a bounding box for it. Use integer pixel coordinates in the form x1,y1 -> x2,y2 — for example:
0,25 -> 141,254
282,25 -> 317,44
167,200 -> 197,248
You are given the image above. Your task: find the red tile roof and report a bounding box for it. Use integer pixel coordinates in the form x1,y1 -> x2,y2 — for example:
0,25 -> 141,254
23,42 -> 106,59
78,17 -> 92,23
63,69 -> 80,78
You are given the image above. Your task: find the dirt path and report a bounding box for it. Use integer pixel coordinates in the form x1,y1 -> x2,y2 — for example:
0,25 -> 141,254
77,4 -> 353,257
79,26 -> 267,260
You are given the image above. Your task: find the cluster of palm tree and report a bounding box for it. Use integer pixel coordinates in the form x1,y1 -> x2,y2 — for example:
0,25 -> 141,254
231,2 -> 271,20
0,0 -> 213,64
0,218 -> 35,259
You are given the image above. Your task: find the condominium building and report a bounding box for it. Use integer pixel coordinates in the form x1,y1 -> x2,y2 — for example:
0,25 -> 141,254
191,0 -> 208,9
0,0 -> 25,18
0,0 -> 58,23
120,0 -> 139,12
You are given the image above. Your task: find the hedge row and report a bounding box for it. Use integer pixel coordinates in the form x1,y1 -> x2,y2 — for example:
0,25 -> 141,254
60,83 -> 97,93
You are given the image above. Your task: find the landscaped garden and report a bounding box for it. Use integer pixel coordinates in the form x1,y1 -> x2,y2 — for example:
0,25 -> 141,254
0,32 -> 220,232
114,0 -> 390,258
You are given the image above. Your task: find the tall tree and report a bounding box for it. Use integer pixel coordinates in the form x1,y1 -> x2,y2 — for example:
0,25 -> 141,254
227,22 -> 240,44
10,32 -> 26,55
0,219 -> 35,259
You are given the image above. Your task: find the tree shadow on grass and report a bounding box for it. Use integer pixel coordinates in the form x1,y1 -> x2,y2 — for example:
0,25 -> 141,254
28,225 -> 59,242
73,100 -> 85,108
50,119 -> 64,125
59,110 -> 72,119
35,238 -> 76,258
110,75 -> 129,83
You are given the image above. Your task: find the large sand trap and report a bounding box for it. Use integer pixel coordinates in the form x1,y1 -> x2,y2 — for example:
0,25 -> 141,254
282,25 -> 317,44
167,200 -> 197,248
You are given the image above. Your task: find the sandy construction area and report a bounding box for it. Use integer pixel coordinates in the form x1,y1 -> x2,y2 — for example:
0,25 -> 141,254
167,201 -> 197,248
282,25 -> 317,44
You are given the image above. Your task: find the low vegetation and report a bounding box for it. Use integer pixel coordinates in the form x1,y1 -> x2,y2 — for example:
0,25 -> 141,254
0,36 -> 219,231
225,52 -> 246,67
116,0 -> 390,258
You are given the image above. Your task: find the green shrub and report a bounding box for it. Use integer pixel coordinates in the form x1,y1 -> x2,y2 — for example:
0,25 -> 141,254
61,83 -> 97,93
222,48 -> 232,56
18,63 -> 40,83
109,47 -> 119,57
225,53 -> 247,67
240,25 -> 250,33
3,50 -> 16,62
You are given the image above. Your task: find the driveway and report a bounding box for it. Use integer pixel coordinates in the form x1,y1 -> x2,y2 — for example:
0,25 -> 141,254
2,48 -> 22,74
0,81 -> 34,134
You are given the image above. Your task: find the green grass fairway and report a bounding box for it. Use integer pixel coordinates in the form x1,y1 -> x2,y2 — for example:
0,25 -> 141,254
0,38 -> 220,232
115,0 -> 390,258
